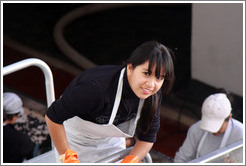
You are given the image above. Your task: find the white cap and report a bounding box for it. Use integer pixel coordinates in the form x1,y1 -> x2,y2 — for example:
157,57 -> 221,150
200,93 -> 231,133
3,92 -> 24,115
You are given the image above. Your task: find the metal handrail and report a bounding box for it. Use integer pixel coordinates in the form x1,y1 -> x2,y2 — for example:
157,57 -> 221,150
95,147 -> 133,163
3,58 -> 55,107
188,139 -> 243,163
25,146 -> 153,163
95,146 -> 152,163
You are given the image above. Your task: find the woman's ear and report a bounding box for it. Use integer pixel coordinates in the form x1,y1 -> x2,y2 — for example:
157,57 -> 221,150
127,64 -> 133,72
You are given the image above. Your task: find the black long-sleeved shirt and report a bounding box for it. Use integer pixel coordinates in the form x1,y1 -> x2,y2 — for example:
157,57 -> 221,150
46,65 -> 160,142
3,124 -> 34,163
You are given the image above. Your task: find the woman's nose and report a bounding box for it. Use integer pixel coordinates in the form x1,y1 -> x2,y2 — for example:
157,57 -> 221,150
146,77 -> 155,87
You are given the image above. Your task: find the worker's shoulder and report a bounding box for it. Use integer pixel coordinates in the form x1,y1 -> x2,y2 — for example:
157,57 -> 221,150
79,65 -> 122,79
228,118 -> 243,142
189,120 -> 201,129
3,125 -> 28,141
84,65 -> 122,73
188,120 -> 203,134
231,118 -> 243,130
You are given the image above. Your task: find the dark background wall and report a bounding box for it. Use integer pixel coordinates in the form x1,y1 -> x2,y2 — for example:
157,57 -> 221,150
3,3 -> 243,123
3,3 -> 191,91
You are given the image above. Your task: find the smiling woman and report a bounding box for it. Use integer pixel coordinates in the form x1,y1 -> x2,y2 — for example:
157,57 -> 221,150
127,60 -> 165,99
45,41 -> 175,163
125,41 -> 175,136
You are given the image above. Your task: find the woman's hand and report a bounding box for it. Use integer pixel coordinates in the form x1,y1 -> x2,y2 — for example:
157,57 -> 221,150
122,140 -> 153,163
60,149 -> 80,163
120,155 -> 138,163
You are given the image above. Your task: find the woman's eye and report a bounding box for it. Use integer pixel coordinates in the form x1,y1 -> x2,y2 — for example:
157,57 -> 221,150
144,72 -> 150,76
157,76 -> 165,81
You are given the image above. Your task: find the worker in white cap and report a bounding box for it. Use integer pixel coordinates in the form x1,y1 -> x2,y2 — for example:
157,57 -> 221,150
3,92 -> 34,163
174,91 -> 243,163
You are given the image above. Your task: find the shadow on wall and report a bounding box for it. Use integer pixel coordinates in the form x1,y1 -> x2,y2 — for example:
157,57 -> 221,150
164,79 -> 243,123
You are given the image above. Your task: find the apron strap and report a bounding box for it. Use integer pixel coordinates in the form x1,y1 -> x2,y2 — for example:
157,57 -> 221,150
220,119 -> 232,148
134,99 -> 144,125
196,131 -> 208,158
108,68 -> 125,125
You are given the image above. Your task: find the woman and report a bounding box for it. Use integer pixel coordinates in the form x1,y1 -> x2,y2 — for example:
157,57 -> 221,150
45,41 -> 175,163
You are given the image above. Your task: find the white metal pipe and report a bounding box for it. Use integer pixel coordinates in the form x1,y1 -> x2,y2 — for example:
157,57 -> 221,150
95,146 -> 152,163
3,58 -> 55,107
188,139 -> 243,163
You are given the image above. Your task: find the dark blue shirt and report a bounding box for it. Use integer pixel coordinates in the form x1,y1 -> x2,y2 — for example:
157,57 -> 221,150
46,65 -> 160,142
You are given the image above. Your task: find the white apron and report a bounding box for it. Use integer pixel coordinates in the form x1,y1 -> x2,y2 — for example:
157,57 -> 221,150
56,68 -> 144,163
196,119 -> 232,158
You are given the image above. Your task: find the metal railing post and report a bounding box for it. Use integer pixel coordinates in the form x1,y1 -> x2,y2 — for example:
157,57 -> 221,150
3,58 -> 55,107
188,139 -> 243,163
95,146 -> 152,163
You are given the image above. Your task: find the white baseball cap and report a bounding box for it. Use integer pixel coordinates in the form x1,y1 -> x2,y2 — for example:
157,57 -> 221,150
200,93 -> 231,133
3,92 -> 24,115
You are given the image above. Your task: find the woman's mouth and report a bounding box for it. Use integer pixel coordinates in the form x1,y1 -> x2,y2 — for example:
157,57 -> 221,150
141,88 -> 152,95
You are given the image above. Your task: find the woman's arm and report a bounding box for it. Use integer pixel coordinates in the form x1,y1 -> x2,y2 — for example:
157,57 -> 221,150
45,115 -> 70,155
129,140 -> 153,162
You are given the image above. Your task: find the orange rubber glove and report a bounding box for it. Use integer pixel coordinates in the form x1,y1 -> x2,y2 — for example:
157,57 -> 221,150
120,155 -> 138,163
61,149 -> 80,163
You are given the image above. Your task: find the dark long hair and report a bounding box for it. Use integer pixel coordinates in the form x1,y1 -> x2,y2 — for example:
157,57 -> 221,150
126,41 -> 175,133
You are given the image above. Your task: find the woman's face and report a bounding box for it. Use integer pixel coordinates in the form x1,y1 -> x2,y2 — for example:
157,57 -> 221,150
127,61 -> 165,99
